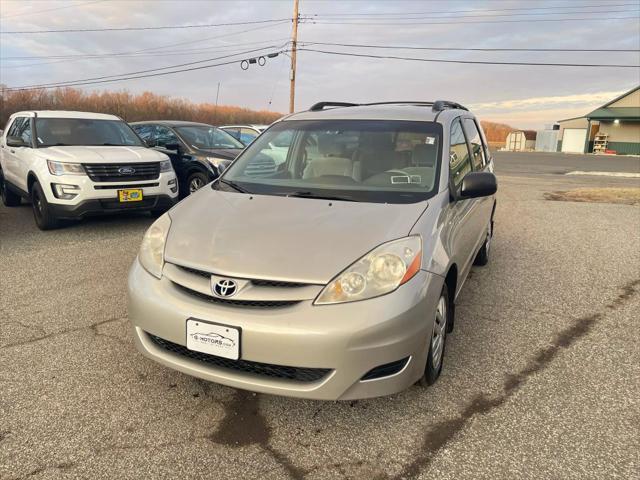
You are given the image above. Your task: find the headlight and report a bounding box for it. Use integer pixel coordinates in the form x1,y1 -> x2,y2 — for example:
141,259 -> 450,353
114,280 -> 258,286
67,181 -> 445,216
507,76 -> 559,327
138,213 -> 171,279
47,160 -> 85,176
315,236 -> 422,305
206,156 -> 228,167
159,159 -> 173,172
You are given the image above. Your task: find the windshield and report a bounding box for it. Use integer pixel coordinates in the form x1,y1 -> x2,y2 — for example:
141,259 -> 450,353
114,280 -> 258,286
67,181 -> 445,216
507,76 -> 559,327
35,118 -> 144,147
219,120 -> 442,204
176,125 -> 244,150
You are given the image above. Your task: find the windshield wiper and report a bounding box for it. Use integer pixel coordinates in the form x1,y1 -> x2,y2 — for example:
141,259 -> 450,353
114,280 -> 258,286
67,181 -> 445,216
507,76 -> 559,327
219,179 -> 251,193
285,191 -> 357,202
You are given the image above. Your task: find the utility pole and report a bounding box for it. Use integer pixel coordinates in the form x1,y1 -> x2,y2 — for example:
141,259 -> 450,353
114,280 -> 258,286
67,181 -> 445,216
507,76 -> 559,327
213,82 -> 220,124
289,0 -> 299,114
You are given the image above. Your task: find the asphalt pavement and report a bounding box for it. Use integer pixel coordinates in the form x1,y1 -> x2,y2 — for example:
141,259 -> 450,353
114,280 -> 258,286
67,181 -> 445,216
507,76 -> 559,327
1,152 -> 639,479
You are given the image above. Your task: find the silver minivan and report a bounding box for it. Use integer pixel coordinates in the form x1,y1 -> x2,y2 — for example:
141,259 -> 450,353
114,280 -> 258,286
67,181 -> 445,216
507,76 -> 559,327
128,101 -> 497,400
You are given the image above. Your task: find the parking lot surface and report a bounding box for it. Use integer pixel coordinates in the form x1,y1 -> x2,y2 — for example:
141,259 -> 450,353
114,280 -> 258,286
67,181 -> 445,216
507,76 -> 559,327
1,152 -> 639,479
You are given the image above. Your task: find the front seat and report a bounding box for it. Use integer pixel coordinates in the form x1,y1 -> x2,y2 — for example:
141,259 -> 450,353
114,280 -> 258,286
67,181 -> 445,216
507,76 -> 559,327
353,132 -> 396,179
302,134 -> 357,180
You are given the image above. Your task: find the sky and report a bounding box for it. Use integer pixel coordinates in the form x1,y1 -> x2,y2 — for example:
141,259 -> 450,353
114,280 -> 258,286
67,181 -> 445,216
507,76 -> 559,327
0,0 -> 639,129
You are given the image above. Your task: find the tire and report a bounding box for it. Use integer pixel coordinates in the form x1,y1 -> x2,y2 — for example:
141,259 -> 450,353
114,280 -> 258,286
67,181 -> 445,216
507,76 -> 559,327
186,171 -> 208,195
31,181 -> 60,230
473,218 -> 493,266
0,170 -> 21,207
419,284 -> 450,386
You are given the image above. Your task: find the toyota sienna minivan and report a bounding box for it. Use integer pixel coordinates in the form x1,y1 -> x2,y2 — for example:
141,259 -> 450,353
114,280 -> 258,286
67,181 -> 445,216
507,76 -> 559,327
128,101 -> 497,400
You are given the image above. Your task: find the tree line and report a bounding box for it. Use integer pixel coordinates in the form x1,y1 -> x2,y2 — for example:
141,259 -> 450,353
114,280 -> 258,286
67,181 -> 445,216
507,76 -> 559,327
0,88 -> 282,128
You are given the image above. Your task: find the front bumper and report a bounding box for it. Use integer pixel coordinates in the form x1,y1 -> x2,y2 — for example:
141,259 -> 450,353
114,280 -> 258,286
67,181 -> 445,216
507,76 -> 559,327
128,259 -> 445,400
49,194 -> 176,219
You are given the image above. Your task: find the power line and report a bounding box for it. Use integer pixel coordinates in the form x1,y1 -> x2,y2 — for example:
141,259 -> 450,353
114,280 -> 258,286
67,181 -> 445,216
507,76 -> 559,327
309,3 -> 640,16
0,17 -> 297,34
0,0 -> 103,20
297,48 -> 640,68
3,50 -> 287,92
312,8 -> 639,21
1,38 -> 291,61
299,41 -> 640,53
8,44 -> 288,90
312,16 -> 640,26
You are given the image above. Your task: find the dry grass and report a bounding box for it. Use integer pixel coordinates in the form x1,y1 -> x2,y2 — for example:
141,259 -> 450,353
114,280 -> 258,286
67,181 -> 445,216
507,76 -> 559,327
544,188 -> 640,206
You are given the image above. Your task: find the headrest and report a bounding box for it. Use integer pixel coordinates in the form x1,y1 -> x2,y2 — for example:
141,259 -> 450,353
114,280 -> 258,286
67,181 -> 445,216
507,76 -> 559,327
412,143 -> 438,167
317,134 -> 343,156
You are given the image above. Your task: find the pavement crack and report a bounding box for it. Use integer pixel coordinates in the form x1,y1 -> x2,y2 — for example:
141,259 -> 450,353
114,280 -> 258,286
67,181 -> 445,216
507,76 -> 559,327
0,316 -> 126,349
395,278 -> 640,479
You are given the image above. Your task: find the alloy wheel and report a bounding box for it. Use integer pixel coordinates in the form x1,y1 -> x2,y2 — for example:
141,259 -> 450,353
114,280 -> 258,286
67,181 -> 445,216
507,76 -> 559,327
431,295 -> 447,371
189,177 -> 204,193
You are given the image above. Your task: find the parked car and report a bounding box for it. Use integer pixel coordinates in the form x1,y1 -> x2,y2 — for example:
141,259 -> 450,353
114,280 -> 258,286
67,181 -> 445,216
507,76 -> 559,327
0,111 -> 178,230
130,121 -> 244,197
128,100 -> 497,400
219,124 -> 268,145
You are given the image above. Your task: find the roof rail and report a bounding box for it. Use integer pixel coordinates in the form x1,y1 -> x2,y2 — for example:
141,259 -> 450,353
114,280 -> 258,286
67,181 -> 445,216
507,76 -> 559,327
364,101 -> 434,107
309,101 -> 360,111
432,100 -> 468,112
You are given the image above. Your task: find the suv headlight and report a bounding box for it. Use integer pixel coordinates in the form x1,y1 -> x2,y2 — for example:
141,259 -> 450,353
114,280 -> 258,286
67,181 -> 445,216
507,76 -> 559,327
138,213 -> 171,279
315,236 -> 422,305
159,159 -> 173,172
206,157 -> 228,168
47,160 -> 85,176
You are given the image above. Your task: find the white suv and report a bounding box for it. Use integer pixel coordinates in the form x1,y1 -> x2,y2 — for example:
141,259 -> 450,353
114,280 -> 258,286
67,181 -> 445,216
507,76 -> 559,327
0,111 -> 179,230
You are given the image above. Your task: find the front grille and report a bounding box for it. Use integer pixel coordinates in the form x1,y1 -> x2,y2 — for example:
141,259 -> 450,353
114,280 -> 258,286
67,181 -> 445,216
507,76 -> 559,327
174,264 -> 310,288
94,182 -> 159,190
175,283 -> 300,308
361,357 -> 410,381
84,162 -> 160,182
148,333 -> 331,383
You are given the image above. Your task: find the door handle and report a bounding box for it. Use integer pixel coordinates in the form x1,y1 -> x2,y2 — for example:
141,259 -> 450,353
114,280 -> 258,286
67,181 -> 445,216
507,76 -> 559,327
10,150 -> 15,154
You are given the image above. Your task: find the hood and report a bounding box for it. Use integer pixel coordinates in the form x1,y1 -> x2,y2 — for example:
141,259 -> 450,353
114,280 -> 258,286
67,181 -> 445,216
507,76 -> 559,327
34,146 -> 167,163
193,148 -> 242,160
164,189 -> 428,284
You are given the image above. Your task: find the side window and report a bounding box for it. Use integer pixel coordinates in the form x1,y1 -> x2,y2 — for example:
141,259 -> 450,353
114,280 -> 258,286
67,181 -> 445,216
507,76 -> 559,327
463,118 -> 487,170
449,118 -> 472,189
6,118 -> 21,138
8,118 -> 32,146
223,128 -> 240,141
133,124 -> 155,142
155,126 -> 178,147
240,128 -> 258,144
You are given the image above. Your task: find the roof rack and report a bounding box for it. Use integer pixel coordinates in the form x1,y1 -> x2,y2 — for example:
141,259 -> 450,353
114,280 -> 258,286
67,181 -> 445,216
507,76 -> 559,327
308,100 -> 468,112
309,102 -> 360,111
432,100 -> 468,112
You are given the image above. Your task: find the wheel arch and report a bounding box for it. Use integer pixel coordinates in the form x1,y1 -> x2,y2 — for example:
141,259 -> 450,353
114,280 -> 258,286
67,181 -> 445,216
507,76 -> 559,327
27,171 -> 39,194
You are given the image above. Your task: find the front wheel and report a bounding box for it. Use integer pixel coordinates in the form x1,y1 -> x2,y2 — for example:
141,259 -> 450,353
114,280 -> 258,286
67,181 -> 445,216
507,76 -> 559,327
31,181 -> 60,230
186,171 -> 208,195
419,284 -> 450,386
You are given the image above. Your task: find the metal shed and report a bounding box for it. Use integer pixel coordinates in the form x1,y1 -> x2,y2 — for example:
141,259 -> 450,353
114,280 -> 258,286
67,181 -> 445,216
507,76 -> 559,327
505,130 -> 537,151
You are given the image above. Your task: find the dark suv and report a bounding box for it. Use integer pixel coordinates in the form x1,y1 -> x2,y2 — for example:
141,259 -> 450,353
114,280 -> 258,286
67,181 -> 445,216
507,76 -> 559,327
130,121 -> 244,197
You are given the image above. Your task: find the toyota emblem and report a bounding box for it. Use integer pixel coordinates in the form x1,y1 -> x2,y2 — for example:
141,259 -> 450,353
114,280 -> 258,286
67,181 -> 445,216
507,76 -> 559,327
118,166 -> 136,175
213,279 -> 237,298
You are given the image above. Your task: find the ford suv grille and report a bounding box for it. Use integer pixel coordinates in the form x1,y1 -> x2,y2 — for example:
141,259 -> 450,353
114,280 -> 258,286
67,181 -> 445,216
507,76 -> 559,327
84,162 -> 160,182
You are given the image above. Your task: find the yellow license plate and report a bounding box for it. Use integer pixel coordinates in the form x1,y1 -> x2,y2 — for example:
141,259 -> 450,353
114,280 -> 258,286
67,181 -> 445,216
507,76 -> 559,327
118,189 -> 143,202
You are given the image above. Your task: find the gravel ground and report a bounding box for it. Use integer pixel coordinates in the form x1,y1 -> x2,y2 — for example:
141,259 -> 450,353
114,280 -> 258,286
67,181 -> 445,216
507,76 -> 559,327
1,159 -> 639,479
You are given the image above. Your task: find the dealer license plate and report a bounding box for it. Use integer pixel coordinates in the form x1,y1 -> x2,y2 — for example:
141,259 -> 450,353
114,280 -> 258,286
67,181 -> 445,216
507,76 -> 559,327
186,319 -> 240,360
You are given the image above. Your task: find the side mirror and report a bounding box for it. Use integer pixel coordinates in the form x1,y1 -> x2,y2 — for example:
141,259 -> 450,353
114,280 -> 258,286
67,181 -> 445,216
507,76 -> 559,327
6,136 -> 28,148
460,171 -> 497,199
164,142 -> 180,152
